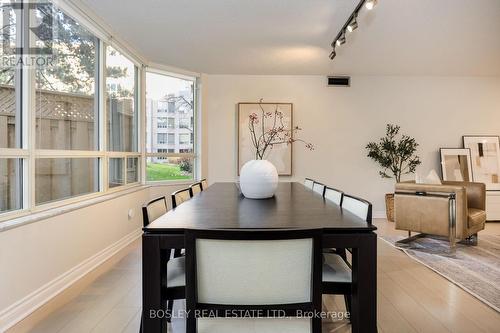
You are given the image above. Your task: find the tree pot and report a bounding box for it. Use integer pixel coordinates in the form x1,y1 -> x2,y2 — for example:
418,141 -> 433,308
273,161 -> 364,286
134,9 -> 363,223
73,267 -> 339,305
385,193 -> 395,222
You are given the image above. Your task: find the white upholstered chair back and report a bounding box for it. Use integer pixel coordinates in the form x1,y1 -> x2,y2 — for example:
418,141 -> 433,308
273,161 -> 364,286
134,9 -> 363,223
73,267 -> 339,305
312,182 -> 325,196
191,182 -> 202,195
195,238 -> 313,305
172,188 -> 192,208
304,178 -> 314,189
142,197 -> 167,226
342,195 -> 371,222
324,187 -> 343,205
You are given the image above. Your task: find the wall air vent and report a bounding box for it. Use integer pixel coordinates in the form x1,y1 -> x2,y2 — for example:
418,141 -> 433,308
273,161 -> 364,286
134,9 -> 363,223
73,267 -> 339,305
327,76 -> 350,87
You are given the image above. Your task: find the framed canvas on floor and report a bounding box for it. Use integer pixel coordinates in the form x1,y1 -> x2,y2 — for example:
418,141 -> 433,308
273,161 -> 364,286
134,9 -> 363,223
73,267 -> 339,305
463,136 -> 500,190
440,148 -> 473,181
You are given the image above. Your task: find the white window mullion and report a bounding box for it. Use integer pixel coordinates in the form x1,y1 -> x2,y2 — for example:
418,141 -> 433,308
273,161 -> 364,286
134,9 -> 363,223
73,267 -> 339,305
139,65 -> 146,185
145,153 -> 196,158
23,3 -> 36,212
194,77 -> 201,180
100,40 -> 107,192
0,149 -> 29,158
35,150 -> 105,158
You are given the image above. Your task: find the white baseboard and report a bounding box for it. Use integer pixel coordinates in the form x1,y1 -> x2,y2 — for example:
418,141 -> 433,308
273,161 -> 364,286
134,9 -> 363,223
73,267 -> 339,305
0,228 -> 142,332
373,211 -> 387,219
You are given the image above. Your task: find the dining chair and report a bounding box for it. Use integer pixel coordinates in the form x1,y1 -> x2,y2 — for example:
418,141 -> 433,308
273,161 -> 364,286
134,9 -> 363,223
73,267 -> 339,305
341,194 -> 372,222
324,187 -> 343,206
190,182 -> 203,195
142,196 -> 168,228
184,229 -> 323,333
200,178 -> 209,190
323,194 -> 373,318
171,187 -> 193,208
312,181 -> 326,196
304,178 -> 314,189
141,198 -> 186,330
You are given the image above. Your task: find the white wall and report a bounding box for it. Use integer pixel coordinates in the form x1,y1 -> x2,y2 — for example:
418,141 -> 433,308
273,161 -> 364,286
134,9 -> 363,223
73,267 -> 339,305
0,184 -> 187,329
202,75 -> 500,214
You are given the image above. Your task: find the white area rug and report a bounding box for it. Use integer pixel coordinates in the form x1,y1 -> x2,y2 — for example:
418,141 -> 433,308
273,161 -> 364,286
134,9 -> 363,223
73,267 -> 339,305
380,234 -> 500,312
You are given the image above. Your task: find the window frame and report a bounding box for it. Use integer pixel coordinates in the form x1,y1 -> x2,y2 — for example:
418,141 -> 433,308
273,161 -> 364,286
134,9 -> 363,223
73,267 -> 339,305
144,68 -> 199,184
0,2 -> 143,223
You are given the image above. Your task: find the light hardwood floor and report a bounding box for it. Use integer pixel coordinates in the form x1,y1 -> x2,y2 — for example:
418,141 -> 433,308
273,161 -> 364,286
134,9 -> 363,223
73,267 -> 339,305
8,220 -> 500,333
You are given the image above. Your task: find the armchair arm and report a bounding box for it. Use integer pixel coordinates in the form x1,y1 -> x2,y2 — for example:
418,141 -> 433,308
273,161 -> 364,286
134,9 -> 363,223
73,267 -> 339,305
443,181 -> 486,211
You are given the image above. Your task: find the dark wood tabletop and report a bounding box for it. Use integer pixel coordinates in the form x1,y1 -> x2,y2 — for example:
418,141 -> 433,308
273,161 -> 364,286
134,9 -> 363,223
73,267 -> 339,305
144,182 -> 377,233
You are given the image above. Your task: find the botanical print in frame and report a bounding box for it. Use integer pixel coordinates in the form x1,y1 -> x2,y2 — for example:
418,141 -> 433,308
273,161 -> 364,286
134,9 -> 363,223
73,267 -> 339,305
440,148 -> 473,182
463,136 -> 500,190
238,103 -> 293,175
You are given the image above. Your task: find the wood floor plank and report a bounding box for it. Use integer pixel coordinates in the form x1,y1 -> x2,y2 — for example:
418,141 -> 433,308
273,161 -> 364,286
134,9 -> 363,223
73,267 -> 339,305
406,266 -> 500,333
378,276 -> 450,333
7,221 -> 500,333
91,307 -> 140,333
387,269 -> 485,333
376,291 -> 417,333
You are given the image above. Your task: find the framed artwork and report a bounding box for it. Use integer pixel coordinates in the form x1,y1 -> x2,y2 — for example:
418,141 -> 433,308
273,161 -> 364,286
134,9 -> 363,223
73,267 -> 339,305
463,136 -> 500,190
238,102 -> 293,175
439,148 -> 473,182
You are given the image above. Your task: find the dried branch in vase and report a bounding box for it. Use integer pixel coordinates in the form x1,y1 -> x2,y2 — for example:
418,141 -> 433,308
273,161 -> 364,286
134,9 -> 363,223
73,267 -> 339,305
248,99 -> 314,160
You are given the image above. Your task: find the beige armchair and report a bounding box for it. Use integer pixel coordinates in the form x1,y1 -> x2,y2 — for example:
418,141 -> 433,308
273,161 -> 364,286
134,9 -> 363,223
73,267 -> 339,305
394,181 -> 486,250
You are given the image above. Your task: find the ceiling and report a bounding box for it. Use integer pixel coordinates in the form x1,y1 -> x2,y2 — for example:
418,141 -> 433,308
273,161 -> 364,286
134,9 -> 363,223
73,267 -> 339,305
80,0 -> 500,76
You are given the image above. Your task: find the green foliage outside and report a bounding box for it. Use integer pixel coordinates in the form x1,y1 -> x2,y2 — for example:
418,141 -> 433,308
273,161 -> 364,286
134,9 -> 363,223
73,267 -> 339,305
146,163 -> 192,181
0,4 -> 130,96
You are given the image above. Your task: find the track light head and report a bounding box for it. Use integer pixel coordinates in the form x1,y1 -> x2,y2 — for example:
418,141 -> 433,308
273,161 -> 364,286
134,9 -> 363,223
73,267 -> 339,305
329,49 -> 336,60
347,15 -> 358,32
365,0 -> 378,10
336,33 -> 346,47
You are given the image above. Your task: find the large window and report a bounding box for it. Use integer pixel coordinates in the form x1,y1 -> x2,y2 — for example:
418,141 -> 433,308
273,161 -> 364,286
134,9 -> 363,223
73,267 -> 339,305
33,4 -> 102,204
35,5 -> 98,151
0,1 -> 142,220
145,71 -> 196,182
35,158 -> 99,205
104,45 -> 139,190
0,1 -> 19,150
106,46 -> 138,152
0,1 -> 23,214
0,159 -> 22,213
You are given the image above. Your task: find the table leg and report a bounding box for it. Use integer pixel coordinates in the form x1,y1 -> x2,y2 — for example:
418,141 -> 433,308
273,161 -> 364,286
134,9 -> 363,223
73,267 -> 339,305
351,232 -> 377,333
142,234 -> 163,332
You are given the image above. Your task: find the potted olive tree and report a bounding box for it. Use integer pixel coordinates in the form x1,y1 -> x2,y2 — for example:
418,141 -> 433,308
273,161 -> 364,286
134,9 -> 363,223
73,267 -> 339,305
366,124 -> 421,221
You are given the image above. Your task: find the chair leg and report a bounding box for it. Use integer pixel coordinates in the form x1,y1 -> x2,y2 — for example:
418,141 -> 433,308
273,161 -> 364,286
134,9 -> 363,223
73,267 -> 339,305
174,249 -> 182,258
336,248 -> 347,261
344,295 -> 352,320
166,300 -> 174,323
459,233 -> 478,246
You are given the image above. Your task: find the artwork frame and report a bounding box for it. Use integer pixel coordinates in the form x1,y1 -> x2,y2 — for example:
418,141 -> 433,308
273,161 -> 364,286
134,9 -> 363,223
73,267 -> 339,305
463,135 -> 500,190
237,102 -> 293,176
439,148 -> 473,182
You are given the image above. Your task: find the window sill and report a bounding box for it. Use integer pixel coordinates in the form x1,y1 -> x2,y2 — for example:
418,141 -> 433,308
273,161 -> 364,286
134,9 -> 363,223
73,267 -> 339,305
0,185 -> 150,233
146,180 -> 195,186
0,181 -> 196,232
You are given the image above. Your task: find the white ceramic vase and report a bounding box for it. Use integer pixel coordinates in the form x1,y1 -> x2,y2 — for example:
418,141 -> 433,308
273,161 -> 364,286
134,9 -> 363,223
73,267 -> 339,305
240,159 -> 279,199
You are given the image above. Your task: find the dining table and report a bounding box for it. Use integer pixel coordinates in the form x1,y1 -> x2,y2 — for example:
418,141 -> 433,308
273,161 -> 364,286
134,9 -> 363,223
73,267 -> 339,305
142,182 -> 377,332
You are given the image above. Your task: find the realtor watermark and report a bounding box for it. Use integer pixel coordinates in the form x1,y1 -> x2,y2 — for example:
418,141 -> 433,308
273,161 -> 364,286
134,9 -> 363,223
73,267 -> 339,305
1,0 -> 57,68
148,309 -> 350,321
